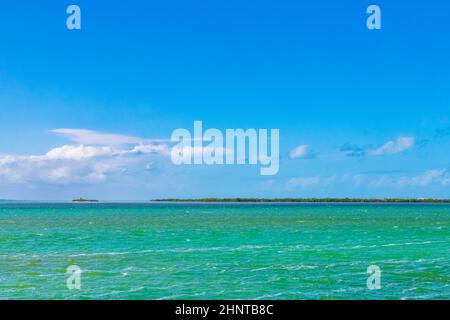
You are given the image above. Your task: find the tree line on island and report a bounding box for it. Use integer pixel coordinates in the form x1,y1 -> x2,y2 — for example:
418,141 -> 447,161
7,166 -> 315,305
150,198 -> 450,203
72,198 -> 99,203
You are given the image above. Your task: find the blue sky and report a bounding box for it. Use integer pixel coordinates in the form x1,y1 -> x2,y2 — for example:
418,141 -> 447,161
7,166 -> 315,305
0,0 -> 449,200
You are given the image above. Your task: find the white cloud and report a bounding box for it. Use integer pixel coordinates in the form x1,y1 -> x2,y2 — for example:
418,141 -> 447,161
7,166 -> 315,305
129,144 -> 170,156
366,136 -> 415,156
45,145 -> 116,160
0,128 -> 173,185
289,144 -> 314,159
50,128 -> 167,145
0,143 -> 170,185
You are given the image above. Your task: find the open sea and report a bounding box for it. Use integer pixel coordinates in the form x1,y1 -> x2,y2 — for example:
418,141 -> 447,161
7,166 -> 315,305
0,202 -> 448,300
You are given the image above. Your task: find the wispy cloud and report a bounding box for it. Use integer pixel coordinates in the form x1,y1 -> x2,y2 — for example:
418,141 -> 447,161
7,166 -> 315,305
409,169 -> 450,187
287,176 -> 321,188
366,136 -> 415,156
50,128 -> 168,145
287,174 -> 365,189
370,169 -> 450,187
289,144 -> 315,159
341,136 -> 415,157
287,169 -> 449,190
340,143 -> 366,157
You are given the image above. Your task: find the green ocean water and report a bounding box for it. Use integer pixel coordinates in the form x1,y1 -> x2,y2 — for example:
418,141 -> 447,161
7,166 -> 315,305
0,202 -> 448,300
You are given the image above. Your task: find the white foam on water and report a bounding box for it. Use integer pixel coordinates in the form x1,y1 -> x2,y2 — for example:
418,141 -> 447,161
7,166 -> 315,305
254,292 -> 283,300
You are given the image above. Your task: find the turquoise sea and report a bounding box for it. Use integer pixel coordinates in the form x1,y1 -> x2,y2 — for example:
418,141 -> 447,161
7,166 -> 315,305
0,202 -> 448,300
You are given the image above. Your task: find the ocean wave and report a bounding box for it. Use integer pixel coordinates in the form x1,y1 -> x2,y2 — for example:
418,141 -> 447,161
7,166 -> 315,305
350,240 -> 447,249
92,286 -> 145,298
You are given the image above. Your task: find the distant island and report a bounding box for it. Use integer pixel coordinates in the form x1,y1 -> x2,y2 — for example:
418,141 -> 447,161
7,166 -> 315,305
72,198 -> 99,203
151,198 -> 450,203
